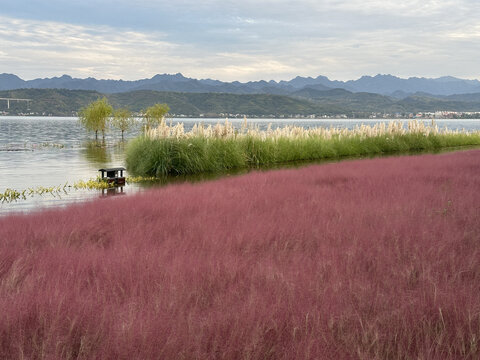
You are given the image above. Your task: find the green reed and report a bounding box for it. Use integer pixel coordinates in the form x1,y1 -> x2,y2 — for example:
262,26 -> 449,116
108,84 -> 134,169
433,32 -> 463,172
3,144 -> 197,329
125,120 -> 480,177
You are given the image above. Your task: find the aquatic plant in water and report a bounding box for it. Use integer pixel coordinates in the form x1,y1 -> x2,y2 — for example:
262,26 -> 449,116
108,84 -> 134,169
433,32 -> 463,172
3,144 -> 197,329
0,176 -> 160,203
126,119 -> 480,176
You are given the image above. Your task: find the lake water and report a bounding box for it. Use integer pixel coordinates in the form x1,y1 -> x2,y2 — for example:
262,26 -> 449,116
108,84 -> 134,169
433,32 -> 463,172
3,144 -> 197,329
1,116 -> 479,216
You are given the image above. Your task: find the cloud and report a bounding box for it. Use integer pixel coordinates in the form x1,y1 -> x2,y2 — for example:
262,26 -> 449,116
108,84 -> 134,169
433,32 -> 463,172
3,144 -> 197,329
0,16 -> 179,80
1,0 -> 480,82
0,15 -> 300,81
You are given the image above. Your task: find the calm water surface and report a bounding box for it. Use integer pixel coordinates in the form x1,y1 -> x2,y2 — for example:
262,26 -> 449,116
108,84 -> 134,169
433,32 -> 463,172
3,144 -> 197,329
1,116 -> 479,216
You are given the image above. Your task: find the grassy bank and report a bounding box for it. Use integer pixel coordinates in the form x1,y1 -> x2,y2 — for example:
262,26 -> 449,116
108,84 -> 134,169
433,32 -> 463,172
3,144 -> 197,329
1,150 -> 480,359
126,119 -> 480,176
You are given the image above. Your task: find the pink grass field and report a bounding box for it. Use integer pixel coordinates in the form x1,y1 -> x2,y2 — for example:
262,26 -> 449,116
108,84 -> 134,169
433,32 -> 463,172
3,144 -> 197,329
1,150 -> 480,359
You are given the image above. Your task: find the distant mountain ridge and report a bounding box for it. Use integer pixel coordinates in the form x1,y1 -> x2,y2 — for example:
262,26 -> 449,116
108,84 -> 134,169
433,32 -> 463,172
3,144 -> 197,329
2,88 -> 480,117
2,73 -> 480,96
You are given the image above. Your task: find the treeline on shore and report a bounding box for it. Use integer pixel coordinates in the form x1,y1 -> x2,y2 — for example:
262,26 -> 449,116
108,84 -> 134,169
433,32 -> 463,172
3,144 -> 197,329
2,88 -> 480,117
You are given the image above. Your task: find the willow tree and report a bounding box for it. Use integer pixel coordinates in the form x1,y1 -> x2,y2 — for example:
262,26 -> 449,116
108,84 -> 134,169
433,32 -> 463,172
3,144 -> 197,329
112,108 -> 135,139
143,103 -> 170,131
78,97 -> 113,139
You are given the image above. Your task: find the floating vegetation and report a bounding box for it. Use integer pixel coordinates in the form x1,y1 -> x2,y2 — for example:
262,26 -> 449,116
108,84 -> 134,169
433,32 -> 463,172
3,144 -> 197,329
1,179 -> 110,203
0,189 -> 23,202
1,142 -> 66,152
126,176 -> 158,183
0,176 -> 160,203
0,185 -> 68,203
0,148 -> 33,152
38,142 -> 65,149
72,178 -> 112,190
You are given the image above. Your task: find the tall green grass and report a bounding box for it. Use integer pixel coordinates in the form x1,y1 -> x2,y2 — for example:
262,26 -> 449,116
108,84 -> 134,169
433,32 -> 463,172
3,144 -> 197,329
126,120 -> 480,176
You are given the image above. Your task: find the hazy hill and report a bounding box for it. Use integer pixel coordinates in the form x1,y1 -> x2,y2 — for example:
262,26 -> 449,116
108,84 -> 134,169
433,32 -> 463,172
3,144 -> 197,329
0,88 -> 102,116
2,73 -> 480,96
2,88 -> 480,117
292,88 -> 399,113
343,75 -> 480,96
0,89 -> 334,117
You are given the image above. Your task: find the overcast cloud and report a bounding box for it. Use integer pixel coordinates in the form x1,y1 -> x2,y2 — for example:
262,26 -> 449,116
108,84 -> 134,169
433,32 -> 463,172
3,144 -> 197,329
1,0 -> 479,81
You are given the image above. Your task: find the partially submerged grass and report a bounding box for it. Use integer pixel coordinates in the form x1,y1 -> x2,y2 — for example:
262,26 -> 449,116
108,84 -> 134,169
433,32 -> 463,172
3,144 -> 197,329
1,150 -> 480,359
0,177 -> 155,203
0,180 -> 110,203
126,119 -> 480,176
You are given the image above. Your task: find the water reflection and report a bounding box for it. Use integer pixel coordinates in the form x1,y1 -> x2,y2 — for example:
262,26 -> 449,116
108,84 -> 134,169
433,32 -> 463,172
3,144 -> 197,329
83,140 -> 111,165
101,186 -> 126,197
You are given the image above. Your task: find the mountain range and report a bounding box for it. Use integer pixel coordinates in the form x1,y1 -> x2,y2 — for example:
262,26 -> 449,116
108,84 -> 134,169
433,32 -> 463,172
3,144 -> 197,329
2,73 -> 480,97
2,88 -> 480,117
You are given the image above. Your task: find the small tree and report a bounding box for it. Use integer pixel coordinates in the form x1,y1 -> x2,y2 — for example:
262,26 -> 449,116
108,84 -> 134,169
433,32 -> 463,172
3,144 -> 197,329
79,97 -> 113,139
112,108 -> 135,139
143,103 -> 170,131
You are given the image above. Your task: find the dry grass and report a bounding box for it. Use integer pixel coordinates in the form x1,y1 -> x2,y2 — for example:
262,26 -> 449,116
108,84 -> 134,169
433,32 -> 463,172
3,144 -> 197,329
145,118 -> 474,140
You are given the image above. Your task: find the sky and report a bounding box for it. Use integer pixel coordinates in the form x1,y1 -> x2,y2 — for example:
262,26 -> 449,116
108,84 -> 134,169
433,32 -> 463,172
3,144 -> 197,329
1,0 -> 480,82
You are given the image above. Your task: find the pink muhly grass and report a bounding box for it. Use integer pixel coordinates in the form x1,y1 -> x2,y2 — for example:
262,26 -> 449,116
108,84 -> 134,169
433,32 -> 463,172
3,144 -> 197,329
1,150 -> 480,359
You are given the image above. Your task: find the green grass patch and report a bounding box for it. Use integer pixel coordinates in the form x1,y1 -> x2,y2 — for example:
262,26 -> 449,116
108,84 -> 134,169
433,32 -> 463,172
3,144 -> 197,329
126,122 -> 480,177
